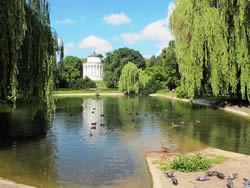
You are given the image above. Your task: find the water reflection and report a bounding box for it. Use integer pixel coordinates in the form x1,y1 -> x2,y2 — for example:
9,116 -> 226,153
0,96 -> 249,188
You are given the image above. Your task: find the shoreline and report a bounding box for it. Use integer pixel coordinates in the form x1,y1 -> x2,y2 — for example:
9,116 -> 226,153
145,147 -> 250,188
150,94 -> 250,118
54,92 -> 124,97
0,178 -> 35,188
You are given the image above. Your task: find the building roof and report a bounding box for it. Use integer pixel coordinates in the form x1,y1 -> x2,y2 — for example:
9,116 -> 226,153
88,51 -> 99,57
88,51 -> 103,58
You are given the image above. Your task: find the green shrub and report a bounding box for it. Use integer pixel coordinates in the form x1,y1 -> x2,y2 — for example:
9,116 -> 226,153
141,77 -> 161,95
69,77 -> 96,90
170,152 -> 211,172
176,85 -> 187,98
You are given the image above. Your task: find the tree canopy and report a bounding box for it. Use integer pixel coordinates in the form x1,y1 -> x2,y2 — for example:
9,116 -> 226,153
118,63 -> 149,95
56,56 -> 82,87
161,40 -> 181,90
171,0 -> 250,100
0,0 -> 62,119
104,48 -> 146,88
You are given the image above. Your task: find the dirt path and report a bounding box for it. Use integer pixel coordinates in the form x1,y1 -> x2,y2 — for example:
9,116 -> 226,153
150,94 -> 250,118
145,148 -> 250,188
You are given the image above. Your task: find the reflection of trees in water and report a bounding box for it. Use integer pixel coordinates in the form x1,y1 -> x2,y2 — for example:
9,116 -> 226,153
0,105 -> 49,144
164,100 -> 250,155
103,96 -> 149,132
0,104 -> 59,187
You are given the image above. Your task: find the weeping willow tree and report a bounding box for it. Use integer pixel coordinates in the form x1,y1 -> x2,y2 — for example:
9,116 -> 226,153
0,0 -> 63,120
170,0 -> 250,101
118,63 -> 149,95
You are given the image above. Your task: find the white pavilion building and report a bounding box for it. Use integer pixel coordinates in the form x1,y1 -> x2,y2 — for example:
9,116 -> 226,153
82,52 -> 104,81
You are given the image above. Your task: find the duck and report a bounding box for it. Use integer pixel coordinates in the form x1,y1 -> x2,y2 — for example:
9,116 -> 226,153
91,126 -> 96,129
171,177 -> 178,185
172,123 -> 180,128
89,131 -> 92,137
196,175 -> 209,181
99,131 -> 107,135
161,143 -> 169,153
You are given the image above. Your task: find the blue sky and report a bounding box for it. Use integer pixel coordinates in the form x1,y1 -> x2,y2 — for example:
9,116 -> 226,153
50,0 -> 175,59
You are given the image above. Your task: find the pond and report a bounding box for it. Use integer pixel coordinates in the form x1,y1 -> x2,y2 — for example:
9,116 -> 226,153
0,96 -> 249,187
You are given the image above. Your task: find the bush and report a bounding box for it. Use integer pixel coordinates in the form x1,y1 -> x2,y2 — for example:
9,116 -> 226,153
170,152 -> 211,172
176,85 -> 187,98
141,77 -> 162,95
69,77 -> 96,90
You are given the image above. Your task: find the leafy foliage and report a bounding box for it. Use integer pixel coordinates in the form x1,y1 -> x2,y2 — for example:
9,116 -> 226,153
144,66 -> 167,93
68,77 -> 96,90
104,48 -> 146,88
56,56 -> 82,88
145,55 -> 162,67
171,0 -> 250,101
161,40 -> 181,90
176,85 -> 188,98
118,63 -> 149,95
170,152 -> 211,172
0,0 -> 62,120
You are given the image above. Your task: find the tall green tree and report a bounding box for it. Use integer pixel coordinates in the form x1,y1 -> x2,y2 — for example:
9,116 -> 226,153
0,0 -> 62,119
118,63 -> 149,95
171,0 -> 250,100
104,48 -> 146,88
161,40 -> 181,90
58,56 -> 82,87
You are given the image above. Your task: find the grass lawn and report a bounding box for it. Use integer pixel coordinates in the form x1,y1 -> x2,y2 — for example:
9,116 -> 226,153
54,88 -> 120,94
155,89 -> 177,97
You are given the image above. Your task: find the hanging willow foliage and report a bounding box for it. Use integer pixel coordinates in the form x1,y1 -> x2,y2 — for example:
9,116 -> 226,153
118,62 -> 149,95
170,0 -> 250,101
0,0 -> 63,120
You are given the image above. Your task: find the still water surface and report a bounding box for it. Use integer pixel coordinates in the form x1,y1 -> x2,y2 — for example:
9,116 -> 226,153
0,96 -> 249,187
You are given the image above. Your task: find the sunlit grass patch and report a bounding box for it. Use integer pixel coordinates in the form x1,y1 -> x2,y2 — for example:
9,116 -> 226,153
208,155 -> 226,164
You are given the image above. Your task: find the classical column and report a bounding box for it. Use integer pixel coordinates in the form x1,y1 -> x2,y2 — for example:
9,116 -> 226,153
91,65 -> 93,77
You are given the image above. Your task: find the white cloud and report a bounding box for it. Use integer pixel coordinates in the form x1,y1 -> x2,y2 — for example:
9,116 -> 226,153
56,18 -> 76,24
65,43 -> 75,49
121,2 -> 175,55
104,12 -> 131,25
79,35 -> 112,53
121,33 -> 144,44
